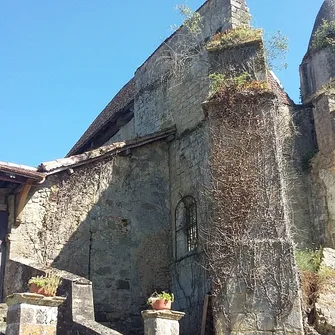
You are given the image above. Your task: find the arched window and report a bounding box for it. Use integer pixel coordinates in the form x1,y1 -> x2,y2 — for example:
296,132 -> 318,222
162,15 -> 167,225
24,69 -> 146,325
175,196 -> 198,259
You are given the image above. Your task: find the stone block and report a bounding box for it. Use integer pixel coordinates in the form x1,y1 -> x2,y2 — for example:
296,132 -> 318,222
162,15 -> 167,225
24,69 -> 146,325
322,247 -> 335,269
231,313 -> 257,332
228,293 -> 246,313
21,324 -> 56,335
256,313 -> 275,331
5,293 -> 65,335
142,310 -> 185,335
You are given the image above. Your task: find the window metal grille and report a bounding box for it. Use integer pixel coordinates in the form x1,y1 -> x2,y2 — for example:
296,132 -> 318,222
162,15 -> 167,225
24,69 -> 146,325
175,196 -> 198,259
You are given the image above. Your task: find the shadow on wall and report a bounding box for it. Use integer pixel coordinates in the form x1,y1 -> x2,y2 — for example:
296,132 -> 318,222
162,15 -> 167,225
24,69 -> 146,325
172,254 -> 209,335
3,258 -> 124,335
19,141 -> 171,335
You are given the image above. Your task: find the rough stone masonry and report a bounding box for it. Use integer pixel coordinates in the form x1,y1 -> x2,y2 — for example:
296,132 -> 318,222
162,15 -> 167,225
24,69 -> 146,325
1,0 -> 335,334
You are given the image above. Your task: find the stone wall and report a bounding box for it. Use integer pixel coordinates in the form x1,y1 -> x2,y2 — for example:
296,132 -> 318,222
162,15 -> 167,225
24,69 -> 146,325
300,47 -> 335,102
169,124 -> 210,334
134,0 -> 248,138
3,258 -> 123,335
102,2 -> 249,331
6,141 -> 171,335
285,96 -> 335,249
134,51 -> 209,137
313,93 -> 335,156
204,89 -> 304,334
308,92 -> 335,248
285,105 -> 317,248
104,118 -> 135,146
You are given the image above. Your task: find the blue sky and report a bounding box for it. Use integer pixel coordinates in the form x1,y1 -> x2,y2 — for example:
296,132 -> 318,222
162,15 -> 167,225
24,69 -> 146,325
1,0 -> 324,166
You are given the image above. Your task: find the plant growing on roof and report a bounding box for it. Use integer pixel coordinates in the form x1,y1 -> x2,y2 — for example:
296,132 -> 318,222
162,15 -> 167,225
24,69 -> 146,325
206,27 -> 263,51
208,72 -> 269,98
155,2 -> 288,90
206,27 -> 288,72
264,30 -> 288,71
175,4 -> 203,35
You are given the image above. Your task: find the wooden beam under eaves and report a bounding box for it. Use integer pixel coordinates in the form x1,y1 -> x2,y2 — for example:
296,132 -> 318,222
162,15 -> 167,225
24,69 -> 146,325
0,173 -> 26,184
15,180 -> 33,225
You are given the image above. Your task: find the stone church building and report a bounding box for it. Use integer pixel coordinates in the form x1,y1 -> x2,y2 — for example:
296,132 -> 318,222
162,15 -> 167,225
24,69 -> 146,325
0,0 -> 335,334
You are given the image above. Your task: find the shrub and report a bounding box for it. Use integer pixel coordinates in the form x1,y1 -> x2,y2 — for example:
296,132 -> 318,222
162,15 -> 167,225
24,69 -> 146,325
295,249 -> 322,273
208,72 -> 269,98
311,19 -> 335,51
206,27 -> 263,51
295,248 -> 335,307
176,4 -> 203,35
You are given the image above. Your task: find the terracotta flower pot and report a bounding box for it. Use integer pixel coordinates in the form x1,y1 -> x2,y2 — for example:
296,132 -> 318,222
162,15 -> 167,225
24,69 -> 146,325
151,298 -> 172,310
29,283 -> 54,297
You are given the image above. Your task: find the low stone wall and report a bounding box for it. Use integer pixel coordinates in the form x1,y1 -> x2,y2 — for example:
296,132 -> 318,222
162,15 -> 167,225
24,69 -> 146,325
4,258 -> 122,335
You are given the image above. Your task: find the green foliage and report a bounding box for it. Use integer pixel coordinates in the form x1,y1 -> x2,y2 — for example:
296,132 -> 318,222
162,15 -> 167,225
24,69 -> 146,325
265,30 -> 289,71
311,19 -> 335,51
28,273 -> 61,296
147,291 -> 174,305
295,249 -> 322,273
207,27 -> 288,72
209,72 -> 250,92
234,72 -> 250,86
176,4 -> 203,35
296,248 -> 335,309
209,72 -> 268,96
209,73 -> 227,93
206,27 -> 263,51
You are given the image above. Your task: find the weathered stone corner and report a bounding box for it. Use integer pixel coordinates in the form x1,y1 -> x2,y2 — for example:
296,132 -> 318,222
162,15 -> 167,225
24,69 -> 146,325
141,309 -> 185,321
6,293 -> 66,307
5,293 -> 65,335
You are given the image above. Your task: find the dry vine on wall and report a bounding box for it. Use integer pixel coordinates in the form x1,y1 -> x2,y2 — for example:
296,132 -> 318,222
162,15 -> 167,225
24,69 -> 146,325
202,86 -> 299,331
33,159 -> 112,272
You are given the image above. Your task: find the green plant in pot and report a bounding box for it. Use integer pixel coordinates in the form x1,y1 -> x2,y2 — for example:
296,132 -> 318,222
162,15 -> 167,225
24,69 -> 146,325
147,291 -> 174,310
28,273 -> 61,297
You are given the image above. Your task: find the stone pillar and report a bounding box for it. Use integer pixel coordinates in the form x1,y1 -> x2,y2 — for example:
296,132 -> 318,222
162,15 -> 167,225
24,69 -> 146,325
5,293 -> 65,335
141,310 -> 185,335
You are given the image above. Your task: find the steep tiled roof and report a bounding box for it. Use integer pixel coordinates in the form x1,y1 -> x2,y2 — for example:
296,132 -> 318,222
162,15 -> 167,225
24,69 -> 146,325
0,127 -> 175,183
67,0 -> 245,157
42,127 -> 176,174
0,161 -> 45,183
268,71 -> 294,105
67,78 -> 135,157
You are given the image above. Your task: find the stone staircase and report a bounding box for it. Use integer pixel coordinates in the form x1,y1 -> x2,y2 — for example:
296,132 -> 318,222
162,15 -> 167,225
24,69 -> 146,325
0,303 -> 7,334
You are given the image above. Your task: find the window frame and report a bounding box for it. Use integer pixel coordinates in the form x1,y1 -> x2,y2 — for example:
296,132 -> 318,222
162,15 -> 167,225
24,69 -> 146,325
175,195 -> 198,260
